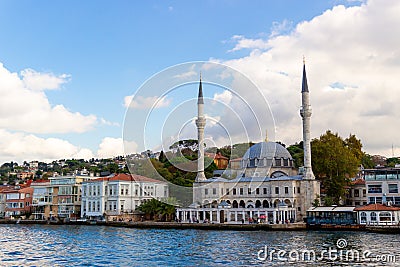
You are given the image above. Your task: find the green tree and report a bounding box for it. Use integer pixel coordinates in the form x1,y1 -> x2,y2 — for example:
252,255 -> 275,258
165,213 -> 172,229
344,134 -> 363,162
361,153 -> 374,169
287,142 -> 304,168
387,157 -> 400,167
311,130 -> 360,204
137,198 -> 176,221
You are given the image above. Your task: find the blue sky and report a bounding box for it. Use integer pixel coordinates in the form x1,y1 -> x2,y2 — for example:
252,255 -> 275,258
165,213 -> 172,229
2,0 -> 399,163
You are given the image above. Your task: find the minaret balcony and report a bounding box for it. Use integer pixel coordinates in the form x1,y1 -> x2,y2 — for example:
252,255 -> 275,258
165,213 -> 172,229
196,118 -> 206,128
300,109 -> 312,118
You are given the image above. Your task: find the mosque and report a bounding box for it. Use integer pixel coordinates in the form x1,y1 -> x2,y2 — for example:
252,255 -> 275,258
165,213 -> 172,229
176,62 -> 320,224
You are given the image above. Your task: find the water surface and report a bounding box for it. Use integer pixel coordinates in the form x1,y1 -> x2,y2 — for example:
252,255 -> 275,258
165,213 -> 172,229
0,225 -> 398,266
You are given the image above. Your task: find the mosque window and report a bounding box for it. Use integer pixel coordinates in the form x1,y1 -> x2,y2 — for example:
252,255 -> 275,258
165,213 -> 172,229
248,188 -> 251,195
297,187 -> 300,194
275,158 -> 281,167
285,187 -> 289,194
256,188 -> 260,195
226,188 -> 229,195
205,189 -> 208,195
275,187 -> 279,194
212,188 -> 217,195
263,188 -> 267,194
233,188 -> 237,195
239,188 -> 244,195
283,159 -> 289,166
249,159 -> 256,167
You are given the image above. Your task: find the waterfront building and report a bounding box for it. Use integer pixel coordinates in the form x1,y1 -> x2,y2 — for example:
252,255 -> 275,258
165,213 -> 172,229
0,186 -> 12,218
176,62 -> 320,223
363,168 -> 400,205
31,172 -> 94,220
306,206 -> 357,225
31,180 -> 52,220
355,203 -> 400,225
346,178 -> 367,206
81,173 -> 169,221
4,186 -> 33,219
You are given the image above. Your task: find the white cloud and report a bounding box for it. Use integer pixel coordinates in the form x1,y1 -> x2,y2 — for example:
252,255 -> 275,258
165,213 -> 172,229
228,35 -> 270,52
0,129 -> 94,163
220,0 -> 400,156
173,64 -> 197,79
124,95 -> 171,109
100,118 -> 120,127
21,68 -> 70,91
213,90 -> 233,105
0,63 -> 97,134
97,137 -> 138,158
270,19 -> 293,38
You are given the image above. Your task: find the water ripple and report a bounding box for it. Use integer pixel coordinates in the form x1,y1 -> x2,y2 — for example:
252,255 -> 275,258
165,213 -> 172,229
0,225 -> 399,266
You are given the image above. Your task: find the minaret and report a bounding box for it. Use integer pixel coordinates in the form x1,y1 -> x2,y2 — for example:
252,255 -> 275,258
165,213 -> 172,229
300,59 -> 315,179
195,75 -> 207,181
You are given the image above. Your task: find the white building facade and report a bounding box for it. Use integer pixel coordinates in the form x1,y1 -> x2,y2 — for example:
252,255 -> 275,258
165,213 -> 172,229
355,203 -> 400,225
364,168 -> 400,205
81,173 -> 169,219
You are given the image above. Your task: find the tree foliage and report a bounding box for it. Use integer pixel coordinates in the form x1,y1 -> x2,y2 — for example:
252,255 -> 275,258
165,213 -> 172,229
287,142 -> 304,168
311,130 -> 361,204
136,198 -> 176,221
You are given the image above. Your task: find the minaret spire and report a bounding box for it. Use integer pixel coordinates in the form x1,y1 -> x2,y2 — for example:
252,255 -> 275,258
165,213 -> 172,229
198,73 -> 204,104
300,60 -> 314,179
196,74 -> 206,182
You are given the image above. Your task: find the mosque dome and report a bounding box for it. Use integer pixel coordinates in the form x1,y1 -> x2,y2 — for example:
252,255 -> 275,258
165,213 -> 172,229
242,141 -> 292,160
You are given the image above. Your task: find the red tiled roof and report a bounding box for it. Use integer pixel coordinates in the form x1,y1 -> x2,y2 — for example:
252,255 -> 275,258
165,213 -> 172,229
89,173 -> 164,183
214,153 -> 228,160
352,178 -> 365,185
355,203 -> 400,211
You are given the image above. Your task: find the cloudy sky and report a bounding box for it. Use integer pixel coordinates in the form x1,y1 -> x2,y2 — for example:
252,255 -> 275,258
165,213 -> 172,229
0,0 -> 398,163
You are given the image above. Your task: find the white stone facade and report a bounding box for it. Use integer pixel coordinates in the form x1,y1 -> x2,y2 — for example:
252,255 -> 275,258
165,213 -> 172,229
81,173 -> 169,219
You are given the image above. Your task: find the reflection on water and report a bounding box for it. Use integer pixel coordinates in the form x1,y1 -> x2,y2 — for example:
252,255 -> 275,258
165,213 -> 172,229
0,225 -> 399,266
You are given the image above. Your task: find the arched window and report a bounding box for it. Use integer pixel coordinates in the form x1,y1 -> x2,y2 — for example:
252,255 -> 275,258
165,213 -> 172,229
262,200 -> 269,208
232,200 -> 238,208
239,200 -> 245,208
360,212 -> 367,223
371,212 -> 377,221
255,200 -> 261,208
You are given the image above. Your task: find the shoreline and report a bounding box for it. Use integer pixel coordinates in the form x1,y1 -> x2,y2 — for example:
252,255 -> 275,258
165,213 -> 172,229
2,219 -> 397,233
0,219 -> 307,231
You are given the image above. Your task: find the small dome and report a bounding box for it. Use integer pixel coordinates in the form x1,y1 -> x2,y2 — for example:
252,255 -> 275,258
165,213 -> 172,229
242,142 -> 292,160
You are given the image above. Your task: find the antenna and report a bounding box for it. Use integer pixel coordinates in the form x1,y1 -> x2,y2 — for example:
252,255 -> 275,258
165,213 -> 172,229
392,144 -> 394,157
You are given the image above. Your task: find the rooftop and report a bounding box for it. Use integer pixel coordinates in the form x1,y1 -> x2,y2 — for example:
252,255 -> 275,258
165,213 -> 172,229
87,173 -> 165,184
354,203 -> 400,211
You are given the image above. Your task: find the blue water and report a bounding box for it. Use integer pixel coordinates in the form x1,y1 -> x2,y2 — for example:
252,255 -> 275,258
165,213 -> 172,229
0,224 -> 399,266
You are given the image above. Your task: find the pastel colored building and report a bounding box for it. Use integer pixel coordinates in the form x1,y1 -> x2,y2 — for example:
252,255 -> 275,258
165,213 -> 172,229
4,186 -> 33,219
